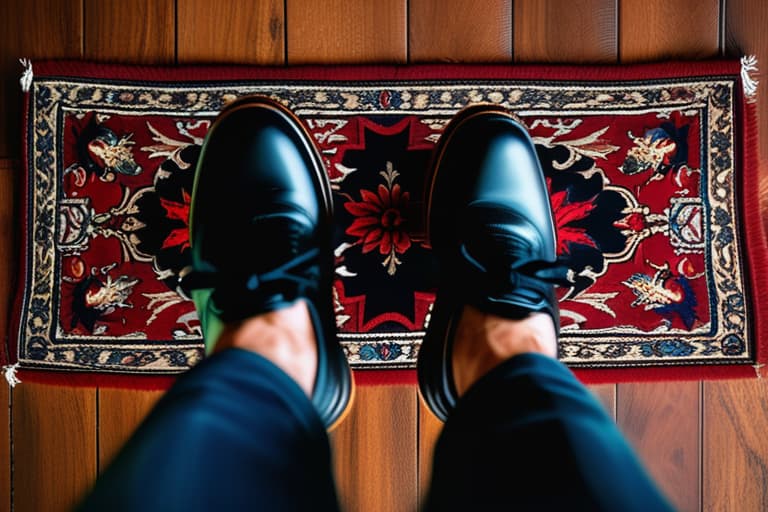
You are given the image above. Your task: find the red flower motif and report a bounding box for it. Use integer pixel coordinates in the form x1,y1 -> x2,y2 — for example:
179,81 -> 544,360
614,211 -> 646,232
345,183 -> 412,256
547,179 -> 598,255
159,189 -> 191,251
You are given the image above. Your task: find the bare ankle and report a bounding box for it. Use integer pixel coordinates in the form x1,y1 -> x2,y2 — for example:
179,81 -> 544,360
452,306 -> 557,396
213,300 -> 317,397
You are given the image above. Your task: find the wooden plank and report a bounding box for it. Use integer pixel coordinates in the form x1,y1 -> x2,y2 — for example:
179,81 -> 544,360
0,384 -> 8,512
619,0 -> 720,62
725,0 -> 768,220
177,0 -> 284,64
286,0 -> 407,64
0,0 -> 83,158
724,35 -> 768,512
331,384 -> 417,512
588,383 -> 617,420
0,160 -> 16,359
97,388 -> 163,472
703,379 -> 768,510
13,383 -> 97,511
408,0 -> 512,62
617,382 -> 700,511
417,397 -> 443,509
83,0 -> 175,64
0,162 -> 13,512
514,0 -> 617,63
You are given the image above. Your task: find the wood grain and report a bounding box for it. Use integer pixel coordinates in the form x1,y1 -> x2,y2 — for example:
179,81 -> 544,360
331,384 -> 417,512
408,0 -> 512,62
0,161 -> 17,363
13,383 -> 97,511
726,0 -> 768,146
617,382 -> 700,511
619,0 -> 720,62
84,0 -> 175,64
588,383 -> 617,420
178,0 -> 284,64
417,397 -> 443,508
286,0 -> 407,64
0,383 -> 8,512
703,379 -> 768,511
0,162 -> 13,512
0,0 -> 83,158
514,0 -> 616,63
97,388 -> 163,472
725,0 -> 768,231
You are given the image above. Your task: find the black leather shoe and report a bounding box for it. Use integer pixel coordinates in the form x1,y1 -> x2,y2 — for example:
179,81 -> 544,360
418,104 -> 567,421
180,96 -> 353,429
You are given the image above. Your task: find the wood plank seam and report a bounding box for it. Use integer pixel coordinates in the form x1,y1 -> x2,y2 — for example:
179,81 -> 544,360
9,388 -> 14,512
698,380 -> 703,512
718,0 -> 727,56
616,0 -> 623,63
510,0 -> 515,59
283,0 -> 288,64
80,0 -> 86,57
95,389 -> 100,476
406,0 -> 410,63
173,0 -> 178,64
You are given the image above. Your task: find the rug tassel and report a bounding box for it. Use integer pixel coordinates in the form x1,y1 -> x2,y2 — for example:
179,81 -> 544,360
740,55 -> 758,103
754,363 -> 766,379
19,58 -> 33,92
3,363 -> 21,388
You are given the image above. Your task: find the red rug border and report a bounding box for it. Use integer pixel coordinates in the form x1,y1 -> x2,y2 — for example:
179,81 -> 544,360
12,362 -> 762,390
23,58 -> 743,84
6,58 -> 765,389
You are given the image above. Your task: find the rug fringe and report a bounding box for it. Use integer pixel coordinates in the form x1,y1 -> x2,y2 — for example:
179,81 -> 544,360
19,58 -> 33,92
740,55 -> 759,103
3,363 -> 22,388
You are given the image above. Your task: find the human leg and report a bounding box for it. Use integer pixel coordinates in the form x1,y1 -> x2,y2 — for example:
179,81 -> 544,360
77,96 -> 352,511
78,347 -> 339,511
419,106 -> 673,510
425,311 -> 673,511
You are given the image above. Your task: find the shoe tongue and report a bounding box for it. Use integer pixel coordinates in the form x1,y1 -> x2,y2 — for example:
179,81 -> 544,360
250,209 -> 314,256
210,210 -> 318,320
452,206 -> 562,328
460,203 -> 547,272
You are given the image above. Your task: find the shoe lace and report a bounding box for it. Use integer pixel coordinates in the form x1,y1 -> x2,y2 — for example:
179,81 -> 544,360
456,243 -> 571,289
178,248 -> 320,297
176,210 -> 323,316
514,258 -> 572,287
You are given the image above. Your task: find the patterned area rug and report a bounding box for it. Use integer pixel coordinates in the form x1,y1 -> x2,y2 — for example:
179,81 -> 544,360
6,59 -> 766,385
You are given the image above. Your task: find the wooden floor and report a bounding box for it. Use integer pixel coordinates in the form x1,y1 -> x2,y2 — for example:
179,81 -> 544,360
1,1 -> 767,510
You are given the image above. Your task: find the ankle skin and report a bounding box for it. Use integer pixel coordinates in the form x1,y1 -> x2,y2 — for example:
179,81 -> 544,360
451,306 -> 557,397
212,300 -> 318,397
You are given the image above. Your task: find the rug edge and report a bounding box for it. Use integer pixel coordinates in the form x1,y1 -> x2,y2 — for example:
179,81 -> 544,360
23,58 -> 743,85
738,75 -> 768,378
6,58 -> 762,386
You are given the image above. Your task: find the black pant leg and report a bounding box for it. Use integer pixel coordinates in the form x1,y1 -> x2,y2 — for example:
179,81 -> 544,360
425,353 -> 674,511
77,348 -> 340,512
